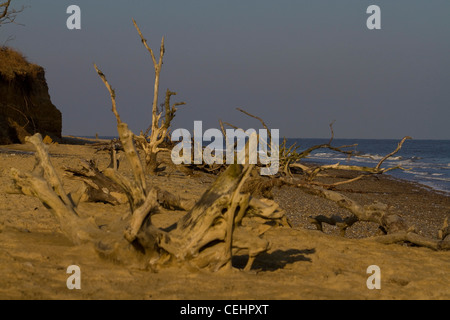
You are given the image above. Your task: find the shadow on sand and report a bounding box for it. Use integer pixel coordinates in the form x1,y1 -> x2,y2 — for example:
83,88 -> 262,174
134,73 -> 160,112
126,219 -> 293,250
233,248 -> 315,272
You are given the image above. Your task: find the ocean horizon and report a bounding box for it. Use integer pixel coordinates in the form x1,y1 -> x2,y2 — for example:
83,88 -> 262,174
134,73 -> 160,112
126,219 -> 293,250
286,138 -> 450,195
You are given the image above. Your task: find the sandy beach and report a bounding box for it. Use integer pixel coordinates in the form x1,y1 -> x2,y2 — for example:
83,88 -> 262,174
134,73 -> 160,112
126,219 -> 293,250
0,139 -> 449,300
0,0 -> 449,304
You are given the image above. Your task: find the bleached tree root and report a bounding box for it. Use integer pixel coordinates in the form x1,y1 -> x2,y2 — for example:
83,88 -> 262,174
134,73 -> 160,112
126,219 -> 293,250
10,135 -> 102,245
64,160 -> 126,205
10,133 -> 287,271
65,160 -> 190,210
142,164 -> 279,271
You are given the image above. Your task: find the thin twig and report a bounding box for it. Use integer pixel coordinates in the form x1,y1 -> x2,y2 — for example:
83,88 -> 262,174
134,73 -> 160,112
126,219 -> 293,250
236,107 -> 272,141
375,136 -> 411,170
94,64 -> 122,125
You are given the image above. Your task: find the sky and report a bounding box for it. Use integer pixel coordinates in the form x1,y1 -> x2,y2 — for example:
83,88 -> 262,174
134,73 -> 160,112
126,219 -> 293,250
1,0 -> 449,139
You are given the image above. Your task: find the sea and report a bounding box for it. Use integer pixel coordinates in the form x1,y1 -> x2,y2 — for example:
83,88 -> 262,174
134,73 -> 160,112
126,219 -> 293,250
284,138 -> 450,195
87,136 -> 450,195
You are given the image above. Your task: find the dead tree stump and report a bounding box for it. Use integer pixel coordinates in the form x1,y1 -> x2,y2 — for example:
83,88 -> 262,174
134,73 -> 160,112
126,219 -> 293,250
10,133 -> 288,271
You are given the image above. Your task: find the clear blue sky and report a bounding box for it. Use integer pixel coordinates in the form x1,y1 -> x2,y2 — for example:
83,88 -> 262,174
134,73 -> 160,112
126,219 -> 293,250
2,0 -> 450,139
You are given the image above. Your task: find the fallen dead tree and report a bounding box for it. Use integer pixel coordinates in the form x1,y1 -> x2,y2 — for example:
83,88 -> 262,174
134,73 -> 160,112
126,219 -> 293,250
64,160 -> 126,206
215,110 -> 450,250
298,182 -> 450,250
8,18 -> 448,282
298,136 -> 412,188
64,160 -> 190,210
94,19 -> 185,175
131,19 -> 186,174
10,133 -> 289,271
8,21 -> 291,269
216,110 -> 362,180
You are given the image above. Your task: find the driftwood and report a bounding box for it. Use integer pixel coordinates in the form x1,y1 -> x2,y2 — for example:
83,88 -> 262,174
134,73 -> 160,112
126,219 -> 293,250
9,17 -> 447,281
65,160 -> 126,205
94,19 -> 185,175
302,136 -> 412,188
64,160 -> 189,211
290,181 -> 450,250
280,134 -> 450,251
220,110 -> 449,250
219,111 -> 361,179
187,108 -> 449,250
230,110 -> 411,184
10,134 -> 102,245
299,184 -> 407,235
10,133 -> 288,271
131,20 -> 185,174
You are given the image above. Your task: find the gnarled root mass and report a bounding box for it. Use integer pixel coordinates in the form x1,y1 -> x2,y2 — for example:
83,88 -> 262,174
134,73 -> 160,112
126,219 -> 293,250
10,133 -> 289,271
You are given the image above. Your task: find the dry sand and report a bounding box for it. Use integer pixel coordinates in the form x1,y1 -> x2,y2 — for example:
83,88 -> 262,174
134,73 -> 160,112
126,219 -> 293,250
0,140 -> 449,300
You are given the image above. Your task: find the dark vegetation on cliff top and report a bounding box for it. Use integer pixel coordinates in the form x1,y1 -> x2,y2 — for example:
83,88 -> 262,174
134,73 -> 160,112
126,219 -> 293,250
0,46 -> 42,81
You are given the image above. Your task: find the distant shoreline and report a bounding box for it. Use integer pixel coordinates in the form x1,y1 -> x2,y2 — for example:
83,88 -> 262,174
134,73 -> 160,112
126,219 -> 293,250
2,135 -> 449,196
62,135 -> 112,144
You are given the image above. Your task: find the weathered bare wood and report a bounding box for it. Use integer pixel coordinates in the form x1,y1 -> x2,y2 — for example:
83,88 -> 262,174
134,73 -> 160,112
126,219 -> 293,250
287,136 -> 412,191
159,165 -> 250,263
26,134 -> 74,208
375,136 -> 411,170
106,139 -> 121,170
96,21 -> 185,174
117,123 -> 147,196
135,164 -> 283,271
10,134 -> 101,244
65,160 -> 125,205
365,231 -> 450,251
236,107 -> 272,141
292,182 -> 407,234
132,17 -> 164,128
284,179 -> 449,250
154,187 -> 188,211
241,176 -> 285,200
247,197 -> 291,227
124,188 -> 159,243
12,131 -> 289,271
94,64 -> 122,125
438,217 -> 449,241
138,90 -> 186,173
131,20 -> 186,174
